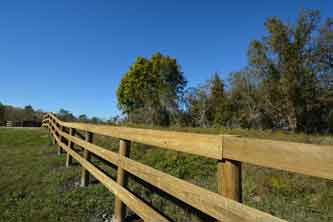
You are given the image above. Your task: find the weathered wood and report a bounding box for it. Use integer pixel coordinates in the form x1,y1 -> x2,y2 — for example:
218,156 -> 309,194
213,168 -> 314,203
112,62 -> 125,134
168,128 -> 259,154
222,136 -> 333,180
120,156 -> 286,222
48,113 -> 222,159
50,126 -> 169,222
217,159 -> 242,202
45,113 -> 333,222
81,131 -> 93,187
59,129 -> 119,165
66,128 -> 75,167
48,112 -> 333,181
114,140 -> 131,222
54,125 -> 286,222
52,119 -> 57,146
57,123 -> 63,155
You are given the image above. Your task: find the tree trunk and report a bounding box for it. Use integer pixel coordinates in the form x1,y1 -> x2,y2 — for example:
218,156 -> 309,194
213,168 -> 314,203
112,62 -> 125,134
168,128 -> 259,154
287,108 -> 297,132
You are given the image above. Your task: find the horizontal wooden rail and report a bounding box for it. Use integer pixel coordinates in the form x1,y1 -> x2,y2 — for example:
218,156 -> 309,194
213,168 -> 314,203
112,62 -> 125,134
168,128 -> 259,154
51,121 -> 274,221
47,113 -> 223,159
223,136 -> 333,180
43,112 -> 333,222
47,114 -> 286,222
49,121 -> 169,222
47,112 -> 333,180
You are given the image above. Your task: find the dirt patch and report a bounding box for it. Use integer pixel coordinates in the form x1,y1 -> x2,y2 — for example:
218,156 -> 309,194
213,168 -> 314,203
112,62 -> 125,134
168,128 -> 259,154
57,176 -> 81,193
88,211 -> 113,222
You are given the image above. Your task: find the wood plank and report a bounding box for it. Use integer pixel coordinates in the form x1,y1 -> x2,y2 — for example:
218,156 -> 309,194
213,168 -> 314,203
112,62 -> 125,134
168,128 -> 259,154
50,123 -> 169,222
48,113 -> 222,159
57,125 -> 64,155
59,129 -> 120,165
114,139 -> 131,222
81,131 -> 93,187
217,159 -> 242,202
66,128 -> 75,167
223,136 -> 333,180
48,112 -> 333,179
120,156 -> 285,222
75,131 -> 86,140
51,123 -> 286,222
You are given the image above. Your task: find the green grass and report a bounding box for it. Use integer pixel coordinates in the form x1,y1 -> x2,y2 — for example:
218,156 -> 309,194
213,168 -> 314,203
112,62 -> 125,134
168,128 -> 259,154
1,127 -> 332,222
0,128 -> 115,222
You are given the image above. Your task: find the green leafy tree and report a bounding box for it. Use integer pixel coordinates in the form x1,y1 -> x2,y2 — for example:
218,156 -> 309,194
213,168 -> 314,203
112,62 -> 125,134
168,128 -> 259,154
58,109 -> 76,122
184,74 -> 231,127
209,73 -> 230,126
247,9 -> 333,131
78,114 -> 88,122
117,52 -> 186,126
91,117 -> 101,124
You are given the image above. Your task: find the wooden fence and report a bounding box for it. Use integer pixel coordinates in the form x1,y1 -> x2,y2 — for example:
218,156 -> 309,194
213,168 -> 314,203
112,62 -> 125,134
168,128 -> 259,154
2,120 -> 42,127
42,112 -> 333,222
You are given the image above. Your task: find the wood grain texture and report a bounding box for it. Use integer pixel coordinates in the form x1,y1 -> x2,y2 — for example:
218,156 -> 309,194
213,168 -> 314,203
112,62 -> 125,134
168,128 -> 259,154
50,122 -> 286,222
57,125 -> 64,155
45,113 -> 333,222
66,128 -> 75,167
114,140 -> 131,222
217,159 -> 242,202
49,122 -> 169,222
48,113 -> 223,159
47,112 -> 333,179
119,156 -> 286,222
81,131 -> 93,187
223,136 -> 333,180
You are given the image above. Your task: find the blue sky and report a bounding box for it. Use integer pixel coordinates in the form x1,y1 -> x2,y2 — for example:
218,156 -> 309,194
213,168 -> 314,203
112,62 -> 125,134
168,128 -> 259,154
0,0 -> 331,118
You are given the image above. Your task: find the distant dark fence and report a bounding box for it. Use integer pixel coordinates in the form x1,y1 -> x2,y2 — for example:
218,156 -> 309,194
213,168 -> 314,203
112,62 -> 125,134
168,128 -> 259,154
1,120 -> 42,127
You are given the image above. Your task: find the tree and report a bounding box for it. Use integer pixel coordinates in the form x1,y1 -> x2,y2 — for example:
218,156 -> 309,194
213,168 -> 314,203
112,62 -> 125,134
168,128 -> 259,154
78,114 -> 88,122
228,68 -> 274,129
117,52 -> 187,126
0,103 -> 43,123
209,73 -> 230,126
183,74 -> 231,128
91,117 -> 101,124
184,86 -> 211,127
247,9 -> 333,132
24,105 -> 34,120
58,109 -> 76,122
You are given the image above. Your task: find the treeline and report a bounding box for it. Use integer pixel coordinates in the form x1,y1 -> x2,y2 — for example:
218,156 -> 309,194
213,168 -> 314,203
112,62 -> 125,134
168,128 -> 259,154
117,9 -> 333,133
56,109 -> 119,124
0,104 -> 116,126
0,103 -> 44,124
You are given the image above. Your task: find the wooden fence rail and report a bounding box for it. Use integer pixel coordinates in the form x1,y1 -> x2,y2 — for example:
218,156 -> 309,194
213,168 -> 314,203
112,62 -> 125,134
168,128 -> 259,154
42,112 -> 333,222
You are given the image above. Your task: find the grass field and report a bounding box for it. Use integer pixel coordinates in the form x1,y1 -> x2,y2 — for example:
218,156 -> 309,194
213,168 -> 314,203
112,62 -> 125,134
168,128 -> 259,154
0,127 -> 332,222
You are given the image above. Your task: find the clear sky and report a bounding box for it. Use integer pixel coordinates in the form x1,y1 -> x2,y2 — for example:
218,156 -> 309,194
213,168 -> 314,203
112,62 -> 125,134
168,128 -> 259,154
0,0 -> 331,118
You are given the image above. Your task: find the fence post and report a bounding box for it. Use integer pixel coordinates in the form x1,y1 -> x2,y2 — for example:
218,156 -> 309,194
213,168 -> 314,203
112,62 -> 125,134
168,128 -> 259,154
51,119 -> 56,145
57,125 -> 64,155
217,159 -> 242,202
47,119 -> 53,146
81,131 -> 93,187
114,139 -> 131,222
66,128 -> 75,167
